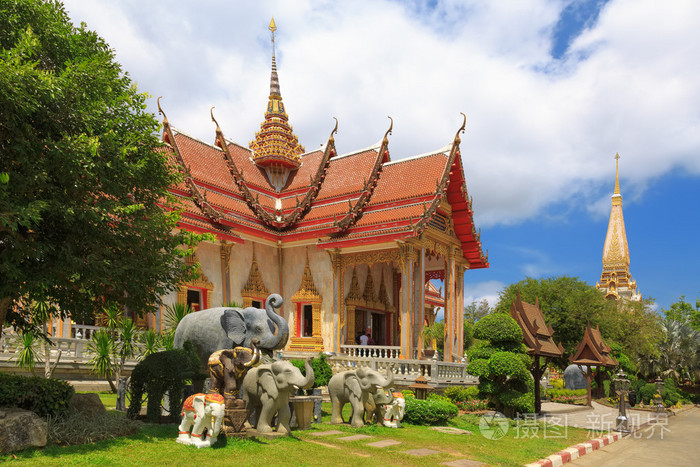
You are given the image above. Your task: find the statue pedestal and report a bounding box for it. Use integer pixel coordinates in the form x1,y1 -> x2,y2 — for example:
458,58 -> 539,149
222,407 -> 247,438
290,395 -> 322,430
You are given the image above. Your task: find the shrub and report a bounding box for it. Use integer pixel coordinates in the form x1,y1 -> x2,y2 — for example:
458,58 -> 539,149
443,385 -> 479,403
662,378 -> 681,407
638,383 -> 658,405
401,389 -> 415,399
0,373 -> 74,418
127,346 -> 201,422
403,396 -> 458,425
551,378 -> 564,390
47,411 -> 142,446
472,313 -> 523,346
468,315 -> 533,418
457,398 -> 489,412
546,388 -> 587,398
290,353 -> 333,389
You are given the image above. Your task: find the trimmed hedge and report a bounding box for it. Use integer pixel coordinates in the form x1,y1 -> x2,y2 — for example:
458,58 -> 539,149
402,395 -> 458,425
443,385 -> 479,403
0,372 -> 74,418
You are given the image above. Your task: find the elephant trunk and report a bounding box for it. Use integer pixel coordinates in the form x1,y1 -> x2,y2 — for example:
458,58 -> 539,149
380,365 -> 395,388
260,294 -> 289,350
302,359 -> 315,390
211,412 -> 223,439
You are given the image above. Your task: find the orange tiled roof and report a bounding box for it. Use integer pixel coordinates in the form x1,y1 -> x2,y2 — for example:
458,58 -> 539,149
159,111 -> 488,268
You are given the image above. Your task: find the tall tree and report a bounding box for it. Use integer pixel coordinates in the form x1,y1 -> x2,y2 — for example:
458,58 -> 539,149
0,0 -> 201,335
663,295 -> 700,332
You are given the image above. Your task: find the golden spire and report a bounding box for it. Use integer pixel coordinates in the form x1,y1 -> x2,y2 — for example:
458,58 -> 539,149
614,153 -> 621,195
596,153 -> 640,301
250,18 -> 305,182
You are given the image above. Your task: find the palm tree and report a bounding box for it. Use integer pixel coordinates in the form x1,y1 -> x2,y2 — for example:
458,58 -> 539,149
647,319 -> 700,383
88,329 -> 117,392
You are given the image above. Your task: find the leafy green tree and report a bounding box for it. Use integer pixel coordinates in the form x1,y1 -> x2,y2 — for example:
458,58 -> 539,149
663,296 -> 700,332
0,0 -> 203,336
467,313 -> 533,417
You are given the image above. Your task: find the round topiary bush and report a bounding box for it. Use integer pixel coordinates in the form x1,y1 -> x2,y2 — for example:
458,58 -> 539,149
468,313 -> 533,417
0,373 -> 74,418
403,396 -> 458,425
473,313 -> 523,346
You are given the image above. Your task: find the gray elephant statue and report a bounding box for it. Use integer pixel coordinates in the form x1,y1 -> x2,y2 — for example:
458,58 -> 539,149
364,387 -> 394,424
174,293 -> 289,368
241,359 -> 314,434
328,366 -> 395,427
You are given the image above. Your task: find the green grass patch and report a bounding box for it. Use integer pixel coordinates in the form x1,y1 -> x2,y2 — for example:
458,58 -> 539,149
3,403 -> 591,466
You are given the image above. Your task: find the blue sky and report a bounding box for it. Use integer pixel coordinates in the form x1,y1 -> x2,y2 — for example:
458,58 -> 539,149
60,0 -> 700,313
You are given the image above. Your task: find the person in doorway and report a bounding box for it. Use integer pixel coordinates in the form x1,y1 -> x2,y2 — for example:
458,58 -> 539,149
366,328 -> 375,345
359,330 -> 369,346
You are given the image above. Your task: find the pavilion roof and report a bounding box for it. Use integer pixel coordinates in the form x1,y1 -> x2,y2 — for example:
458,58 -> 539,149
569,323 -> 618,368
510,292 -> 564,358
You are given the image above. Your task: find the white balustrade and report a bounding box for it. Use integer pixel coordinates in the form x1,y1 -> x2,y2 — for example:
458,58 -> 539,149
340,345 -> 401,359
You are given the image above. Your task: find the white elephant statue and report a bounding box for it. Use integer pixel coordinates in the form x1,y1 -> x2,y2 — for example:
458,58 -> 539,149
382,392 -> 406,428
177,393 -> 225,448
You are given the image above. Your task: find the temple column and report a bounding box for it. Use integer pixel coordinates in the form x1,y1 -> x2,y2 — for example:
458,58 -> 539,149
456,265 -> 466,358
415,247 -> 426,354
443,247 -> 456,362
399,244 -> 416,359
220,242 -> 233,306
328,249 -> 343,353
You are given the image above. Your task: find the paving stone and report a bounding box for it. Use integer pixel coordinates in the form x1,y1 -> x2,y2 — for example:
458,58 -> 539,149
366,439 -> 402,448
402,448 -> 441,456
309,430 -> 344,437
442,460 -> 485,467
429,426 -> 473,435
337,434 -> 373,441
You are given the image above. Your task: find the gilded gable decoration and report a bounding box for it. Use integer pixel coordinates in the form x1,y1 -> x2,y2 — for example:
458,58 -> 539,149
290,249 -> 323,351
241,247 -> 270,307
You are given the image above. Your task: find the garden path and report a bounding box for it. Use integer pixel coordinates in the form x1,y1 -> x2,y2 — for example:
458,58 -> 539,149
540,401 -> 659,431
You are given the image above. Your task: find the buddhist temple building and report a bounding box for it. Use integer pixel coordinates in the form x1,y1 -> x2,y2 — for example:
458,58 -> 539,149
53,20 -> 489,361
596,154 -> 641,301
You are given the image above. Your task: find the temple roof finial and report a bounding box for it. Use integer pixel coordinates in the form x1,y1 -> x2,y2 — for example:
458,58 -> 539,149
269,17 -> 280,97
614,153 -> 621,195
250,17 -> 305,177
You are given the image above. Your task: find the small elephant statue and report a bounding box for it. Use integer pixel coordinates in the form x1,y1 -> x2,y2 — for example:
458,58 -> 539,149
174,294 -> 289,369
208,340 -> 261,407
328,366 -> 395,427
364,387 -> 394,424
242,359 -> 314,434
382,393 -> 406,428
177,393 -> 226,448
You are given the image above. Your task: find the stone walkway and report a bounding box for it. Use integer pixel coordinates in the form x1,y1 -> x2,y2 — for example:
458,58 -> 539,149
540,401 -> 663,431
308,430 -> 484,466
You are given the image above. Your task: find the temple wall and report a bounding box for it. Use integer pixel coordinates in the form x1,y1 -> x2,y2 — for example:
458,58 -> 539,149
196,241 -> 224,306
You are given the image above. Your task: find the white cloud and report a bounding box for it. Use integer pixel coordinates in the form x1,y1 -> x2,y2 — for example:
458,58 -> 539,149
60,0 -> 700,229
463,280 -> 505,309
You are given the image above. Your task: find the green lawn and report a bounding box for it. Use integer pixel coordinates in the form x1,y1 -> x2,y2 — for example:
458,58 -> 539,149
3,404 -> 592,466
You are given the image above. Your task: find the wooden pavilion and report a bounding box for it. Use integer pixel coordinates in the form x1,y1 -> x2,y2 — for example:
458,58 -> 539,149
510,293 -> 564,413
569,323 -> 617,406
